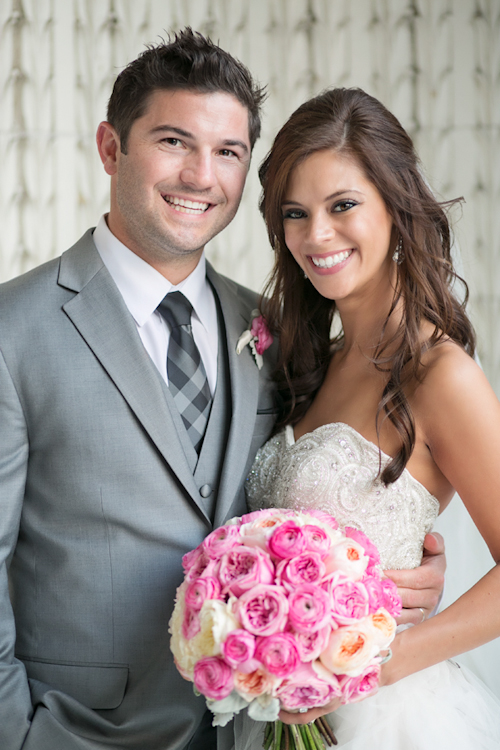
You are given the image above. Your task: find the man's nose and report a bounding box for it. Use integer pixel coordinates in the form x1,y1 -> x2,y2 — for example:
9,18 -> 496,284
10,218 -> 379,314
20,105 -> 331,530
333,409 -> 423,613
180,151 -> 217,190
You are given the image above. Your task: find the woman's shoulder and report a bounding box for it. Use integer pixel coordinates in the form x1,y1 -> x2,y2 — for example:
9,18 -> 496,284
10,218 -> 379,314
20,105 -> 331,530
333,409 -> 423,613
413,337 -> 497,434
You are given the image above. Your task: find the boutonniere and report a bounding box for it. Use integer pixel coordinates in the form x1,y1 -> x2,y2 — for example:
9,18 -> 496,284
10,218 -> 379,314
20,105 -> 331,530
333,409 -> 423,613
236,309 -> 273,370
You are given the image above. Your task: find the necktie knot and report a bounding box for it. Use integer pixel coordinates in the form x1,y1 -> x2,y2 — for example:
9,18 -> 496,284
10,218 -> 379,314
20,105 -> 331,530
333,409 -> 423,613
157,291 -> 193,329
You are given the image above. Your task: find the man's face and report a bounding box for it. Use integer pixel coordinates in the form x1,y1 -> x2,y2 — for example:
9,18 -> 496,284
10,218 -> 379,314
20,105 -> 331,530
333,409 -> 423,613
101,89 -> 252,278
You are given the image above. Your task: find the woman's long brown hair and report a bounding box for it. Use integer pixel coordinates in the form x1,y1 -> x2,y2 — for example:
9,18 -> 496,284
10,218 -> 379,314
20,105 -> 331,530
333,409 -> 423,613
259,87 -> 475,484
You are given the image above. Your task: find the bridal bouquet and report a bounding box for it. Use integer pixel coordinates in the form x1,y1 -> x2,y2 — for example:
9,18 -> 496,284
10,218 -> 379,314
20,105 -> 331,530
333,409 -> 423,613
169,508 -> 401,749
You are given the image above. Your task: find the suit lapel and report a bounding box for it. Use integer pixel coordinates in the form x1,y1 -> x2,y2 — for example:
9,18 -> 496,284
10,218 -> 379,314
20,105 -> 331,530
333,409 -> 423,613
58,232 -> 204,514
207,265 -> 261,526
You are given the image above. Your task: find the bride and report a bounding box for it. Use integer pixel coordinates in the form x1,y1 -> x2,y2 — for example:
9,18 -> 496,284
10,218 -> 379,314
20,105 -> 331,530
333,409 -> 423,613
237,87 -> 500,748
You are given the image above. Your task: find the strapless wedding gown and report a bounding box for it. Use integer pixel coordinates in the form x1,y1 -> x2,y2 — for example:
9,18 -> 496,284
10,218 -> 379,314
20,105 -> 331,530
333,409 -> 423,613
234,423 -> 500,749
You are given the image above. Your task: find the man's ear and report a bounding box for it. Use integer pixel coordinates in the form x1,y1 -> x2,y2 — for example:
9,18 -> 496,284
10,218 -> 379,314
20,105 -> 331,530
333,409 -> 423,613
96,122 -> 121,175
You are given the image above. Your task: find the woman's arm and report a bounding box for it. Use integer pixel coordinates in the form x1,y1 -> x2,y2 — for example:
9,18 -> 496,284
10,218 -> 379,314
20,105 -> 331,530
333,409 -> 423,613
381,343 -> 500,685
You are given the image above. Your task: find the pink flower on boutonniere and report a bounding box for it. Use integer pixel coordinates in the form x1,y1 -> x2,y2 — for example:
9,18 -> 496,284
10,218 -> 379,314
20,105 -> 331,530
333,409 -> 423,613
236,309 -> 273,370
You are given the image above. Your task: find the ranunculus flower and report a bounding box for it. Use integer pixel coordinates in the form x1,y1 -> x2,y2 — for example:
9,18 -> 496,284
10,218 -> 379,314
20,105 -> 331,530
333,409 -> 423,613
277,552 -> 326,590
324,538 -> 369,580
194,656 -> 234,700
254,633 -> 301,678
234,666 -> 279,701
287,625 -> 332,662
339,663 -> 380,703
218,546 -> 274,597
381,578 -> 402,618
368,608 -> 397,650
182,606 -> 201,640
203,525 -> 241,559
330,580 -> 369,625
276,663 -> 341,711
185,577 -> 222,611
269,521 -> 306,559
345,527 -> 380,568
236,585 -> 289,636
250,315 -> 274,355
288,584 -> 332,633
320,621 -> 378,676
221,629 -> 256,668
302,525 -> 331,555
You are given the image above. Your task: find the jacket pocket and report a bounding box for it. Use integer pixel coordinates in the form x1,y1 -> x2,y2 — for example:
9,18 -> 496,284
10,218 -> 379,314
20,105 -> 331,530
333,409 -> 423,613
22,657 -> 129,709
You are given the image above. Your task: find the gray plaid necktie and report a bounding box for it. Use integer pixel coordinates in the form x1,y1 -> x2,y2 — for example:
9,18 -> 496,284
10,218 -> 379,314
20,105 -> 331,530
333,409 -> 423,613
157,292 -> 212,453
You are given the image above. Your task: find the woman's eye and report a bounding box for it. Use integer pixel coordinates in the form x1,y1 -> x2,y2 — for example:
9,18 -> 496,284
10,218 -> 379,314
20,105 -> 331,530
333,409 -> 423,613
282,208 -> 306,220
333,200 -> 357,212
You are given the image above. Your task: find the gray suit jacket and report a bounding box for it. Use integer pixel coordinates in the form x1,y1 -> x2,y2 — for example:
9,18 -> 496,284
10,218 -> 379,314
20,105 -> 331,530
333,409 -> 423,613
0,231 -> 277,750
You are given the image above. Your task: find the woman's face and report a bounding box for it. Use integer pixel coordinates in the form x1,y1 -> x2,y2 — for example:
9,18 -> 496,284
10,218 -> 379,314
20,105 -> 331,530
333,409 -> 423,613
281,149 -> 395,304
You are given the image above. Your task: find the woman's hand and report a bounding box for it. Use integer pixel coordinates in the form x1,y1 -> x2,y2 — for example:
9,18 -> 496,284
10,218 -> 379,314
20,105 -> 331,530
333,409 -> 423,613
278,696 -> 344,725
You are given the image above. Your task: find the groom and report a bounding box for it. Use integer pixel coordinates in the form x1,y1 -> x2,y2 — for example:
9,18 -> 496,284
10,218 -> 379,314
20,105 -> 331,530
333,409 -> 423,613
0,29 -> 444,750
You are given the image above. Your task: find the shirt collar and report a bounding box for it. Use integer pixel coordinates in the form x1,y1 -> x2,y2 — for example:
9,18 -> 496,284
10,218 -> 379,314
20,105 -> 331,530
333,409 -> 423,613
93,215 -> 212,329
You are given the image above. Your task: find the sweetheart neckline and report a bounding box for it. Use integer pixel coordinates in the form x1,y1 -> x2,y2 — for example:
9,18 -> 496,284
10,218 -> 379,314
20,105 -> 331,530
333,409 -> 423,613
285,421 -> 440,511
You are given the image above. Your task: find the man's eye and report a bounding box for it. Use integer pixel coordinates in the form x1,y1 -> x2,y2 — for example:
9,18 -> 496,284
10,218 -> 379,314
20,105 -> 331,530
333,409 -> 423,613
282,209 -> 306,220
164,138 -> 182,146
219,149 -> 237,157
333,200 -> 357,212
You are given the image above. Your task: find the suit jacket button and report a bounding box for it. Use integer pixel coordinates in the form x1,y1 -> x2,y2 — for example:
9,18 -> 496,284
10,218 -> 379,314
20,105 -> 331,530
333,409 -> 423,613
199,484 -> 212,498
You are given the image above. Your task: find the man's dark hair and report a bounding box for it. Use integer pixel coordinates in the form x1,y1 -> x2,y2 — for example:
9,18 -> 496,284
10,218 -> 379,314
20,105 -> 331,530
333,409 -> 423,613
107,27 -> 266,153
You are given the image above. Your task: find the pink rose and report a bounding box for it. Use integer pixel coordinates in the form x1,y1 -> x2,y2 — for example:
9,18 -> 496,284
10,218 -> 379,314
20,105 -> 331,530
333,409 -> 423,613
269,521 -> 306,559
236,584 -> 289,636
193,656 -> 234,700
288,584 -> 332,633
345,527 -> 380,568
362,576 -> 385,613
319,622 -> 377,676
303,509 -> 339,531
221,629 -> 256,668
277,552 -> 326,590
250,315 -> 273,355
202,525 -> 241,559
182,547 -> 212,581
302,525 -> 331,555
339,663 -> 380,704
287,625 -> 331,662
254,632 -> 301,678
218,546 -> 274,597
276,663 -> 341,711
330,580 -> 369,625
185,577 -> 222,611
381,578 -> 402,618
324,538 -> 369,580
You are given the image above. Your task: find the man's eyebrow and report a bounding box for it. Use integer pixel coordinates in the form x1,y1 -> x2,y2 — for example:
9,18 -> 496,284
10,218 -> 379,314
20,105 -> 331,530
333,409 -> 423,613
149,126 -> 249,154
150,125 -> 193,138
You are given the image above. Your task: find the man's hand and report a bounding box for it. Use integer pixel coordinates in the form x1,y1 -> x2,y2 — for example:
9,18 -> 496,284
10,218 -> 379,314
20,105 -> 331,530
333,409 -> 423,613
384,532 -> 446,625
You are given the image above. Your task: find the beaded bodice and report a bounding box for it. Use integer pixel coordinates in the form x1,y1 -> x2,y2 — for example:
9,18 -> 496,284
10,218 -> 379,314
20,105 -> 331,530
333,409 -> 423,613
246,423 -> 440,570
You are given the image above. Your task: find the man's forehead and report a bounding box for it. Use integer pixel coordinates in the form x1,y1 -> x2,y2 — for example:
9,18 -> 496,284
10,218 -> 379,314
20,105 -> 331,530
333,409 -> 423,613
137,88 -> 251,145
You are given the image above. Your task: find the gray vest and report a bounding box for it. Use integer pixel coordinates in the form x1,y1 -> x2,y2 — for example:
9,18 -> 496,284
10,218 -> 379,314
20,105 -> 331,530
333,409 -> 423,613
158,297 -> 231,523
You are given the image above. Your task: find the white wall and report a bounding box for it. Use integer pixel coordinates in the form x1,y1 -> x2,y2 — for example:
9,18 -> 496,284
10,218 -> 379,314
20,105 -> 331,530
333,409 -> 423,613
1,0 -> 499,696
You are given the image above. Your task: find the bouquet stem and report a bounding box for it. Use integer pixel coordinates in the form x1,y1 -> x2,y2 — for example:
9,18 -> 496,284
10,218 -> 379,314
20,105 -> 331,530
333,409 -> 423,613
264,719 -> 337,749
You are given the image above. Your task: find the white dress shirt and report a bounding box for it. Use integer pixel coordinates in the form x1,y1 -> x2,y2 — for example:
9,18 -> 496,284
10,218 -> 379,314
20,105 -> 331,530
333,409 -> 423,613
93,215 -> 218,394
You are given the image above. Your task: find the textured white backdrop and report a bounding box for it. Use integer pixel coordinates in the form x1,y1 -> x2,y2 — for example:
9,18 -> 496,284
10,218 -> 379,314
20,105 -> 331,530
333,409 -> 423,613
1,0 -> 499,696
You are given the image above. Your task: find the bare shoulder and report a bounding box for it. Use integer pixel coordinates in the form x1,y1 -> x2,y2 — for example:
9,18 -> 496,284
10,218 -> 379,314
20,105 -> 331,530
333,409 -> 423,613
413,339 -> 500,441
